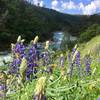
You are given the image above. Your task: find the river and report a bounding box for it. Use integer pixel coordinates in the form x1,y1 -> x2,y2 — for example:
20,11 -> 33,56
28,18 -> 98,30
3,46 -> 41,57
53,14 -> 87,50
0,52 -> 12,66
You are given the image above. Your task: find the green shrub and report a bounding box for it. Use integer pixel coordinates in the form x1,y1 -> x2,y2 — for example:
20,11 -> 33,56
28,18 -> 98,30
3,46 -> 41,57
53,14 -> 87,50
79,24 -> 100,42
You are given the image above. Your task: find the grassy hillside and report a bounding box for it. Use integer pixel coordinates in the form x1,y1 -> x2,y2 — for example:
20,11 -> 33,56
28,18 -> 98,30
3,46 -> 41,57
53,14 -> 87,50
79,35 -> 100,58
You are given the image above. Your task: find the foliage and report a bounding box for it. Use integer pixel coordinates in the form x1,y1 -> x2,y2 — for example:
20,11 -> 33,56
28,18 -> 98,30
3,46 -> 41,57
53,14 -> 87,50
0,0 -> 100,50
79,35 -> 100,58
1,35 -> 100,100
79,24 -> 100,42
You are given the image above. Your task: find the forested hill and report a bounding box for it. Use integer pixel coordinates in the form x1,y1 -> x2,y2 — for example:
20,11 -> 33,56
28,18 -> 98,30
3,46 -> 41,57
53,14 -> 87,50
0,0 -> 100,49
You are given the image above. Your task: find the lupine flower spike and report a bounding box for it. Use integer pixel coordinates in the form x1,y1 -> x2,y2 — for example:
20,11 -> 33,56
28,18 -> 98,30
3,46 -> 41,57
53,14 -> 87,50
26,36 -> 38,80
45,41 -> 49,50
70,47 -> 78,78
75,49 -> 81,78
33,36 -> 39,44
17,35 -> 21,43
84,51 -> 91,75
41,41 -> 50,67
33,76 -> 47,100
84,52 -> 91,75
9,36 -> 26,74
19,57 -> 27,82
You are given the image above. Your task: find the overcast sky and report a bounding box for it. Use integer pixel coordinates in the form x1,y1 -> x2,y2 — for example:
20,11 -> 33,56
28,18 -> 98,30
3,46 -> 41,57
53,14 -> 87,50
27,0 -> 100,15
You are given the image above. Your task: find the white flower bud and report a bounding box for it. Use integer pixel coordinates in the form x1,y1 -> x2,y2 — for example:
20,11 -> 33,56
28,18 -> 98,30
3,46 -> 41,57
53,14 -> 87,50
33,36 -> 39,44
21,39 -> 25,43
34,76 -> 46,95
20,57 -> 27,76
45,41 -> 49,50
60,54 -> 64,57
46,41 -> 49,46
17,35 -> 21,43
11,43 -> 15,51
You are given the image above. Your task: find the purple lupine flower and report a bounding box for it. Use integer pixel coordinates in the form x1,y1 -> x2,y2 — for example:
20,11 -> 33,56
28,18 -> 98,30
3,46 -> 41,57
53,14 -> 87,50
69,45 -> 77,77
33,95 -> 47,100
14,42 -> 26,58
0,85 -> 6,90
9,58 -> 21,74
76,51 -> 81,78
42,51 -> 50,66
0,84 -> 6,98
84,55 -> 91,75
10,40 -> 26,75
26,44 -> 38,80
39,50 -> 51,74
98,98 -> 100,100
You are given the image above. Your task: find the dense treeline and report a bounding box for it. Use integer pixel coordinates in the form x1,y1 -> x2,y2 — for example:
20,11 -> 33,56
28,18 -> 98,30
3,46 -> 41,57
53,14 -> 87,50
0,0 -> 100,50
79,24 -> 100,42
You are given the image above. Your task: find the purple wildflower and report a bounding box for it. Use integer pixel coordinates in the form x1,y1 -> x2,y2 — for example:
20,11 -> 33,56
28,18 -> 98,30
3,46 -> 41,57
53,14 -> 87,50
9,58 -> 21,74
0,85 -> 6,90
69,45 -> 77,78
10,39 -> 26,75
14,42 -> 26,58
26,44 -> 38,80
33,95 -> 47,100
0,84 -> 6,98
42,51 -> 50,66
84,55 -> 91,75
76,51 -> 81,77
98,98 -> 100,100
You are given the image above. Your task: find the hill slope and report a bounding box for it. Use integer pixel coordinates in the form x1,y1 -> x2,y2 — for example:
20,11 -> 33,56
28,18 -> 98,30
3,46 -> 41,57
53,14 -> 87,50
79,35 -> 100,58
